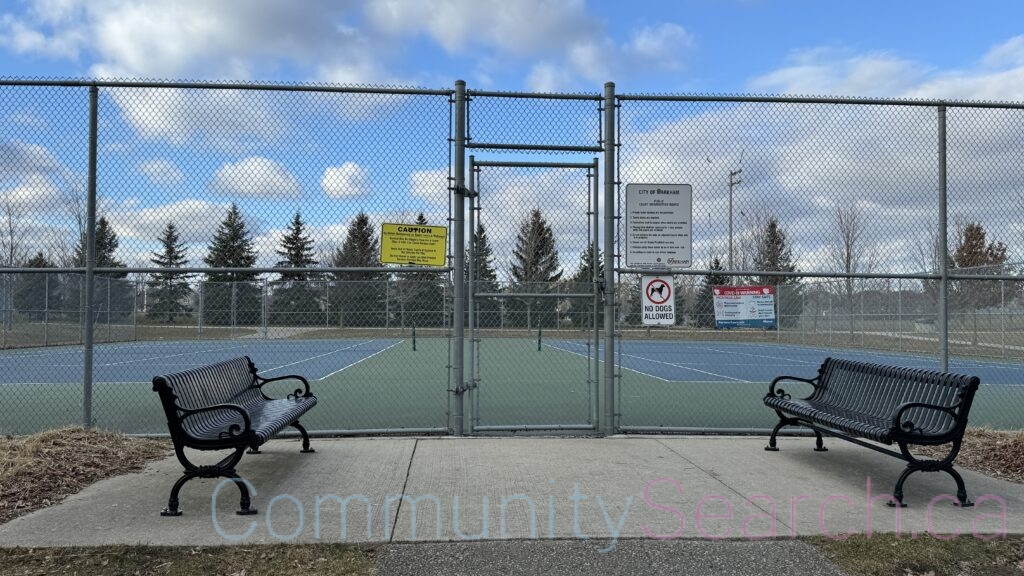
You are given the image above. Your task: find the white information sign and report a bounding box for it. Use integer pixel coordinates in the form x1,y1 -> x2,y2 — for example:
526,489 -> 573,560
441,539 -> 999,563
641,275 -> 675,325
625,183 -> 693,268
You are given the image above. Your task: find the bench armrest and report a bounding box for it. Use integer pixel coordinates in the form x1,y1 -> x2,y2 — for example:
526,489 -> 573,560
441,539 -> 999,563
255,374 -> 314,400
766,375 -> 819,401
891,401 -> 962,434
177,403 -> 253,438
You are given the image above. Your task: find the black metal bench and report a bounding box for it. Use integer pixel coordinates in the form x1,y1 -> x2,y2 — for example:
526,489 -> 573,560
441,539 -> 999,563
763,357 -> 980,507
152,356 -> 318,516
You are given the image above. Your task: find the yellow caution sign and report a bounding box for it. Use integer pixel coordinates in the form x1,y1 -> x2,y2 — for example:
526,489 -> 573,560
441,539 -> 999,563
380,223 -> 448,266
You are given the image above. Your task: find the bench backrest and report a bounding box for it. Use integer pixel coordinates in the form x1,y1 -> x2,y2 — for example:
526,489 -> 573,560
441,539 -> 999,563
813,357 -> 979,436
152,356 -> 263,439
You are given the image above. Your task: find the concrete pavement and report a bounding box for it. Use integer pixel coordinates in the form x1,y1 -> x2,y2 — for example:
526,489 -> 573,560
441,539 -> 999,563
0,436 -> 1020,572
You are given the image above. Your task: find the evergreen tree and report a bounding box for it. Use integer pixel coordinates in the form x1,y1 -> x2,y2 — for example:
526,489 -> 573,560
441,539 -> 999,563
274,211 -> 319,281
752,216 -> 802,328
952,222 -> 1015,344
67,216 -> 133,323
15,252 -> 61,321
329,212 -> 387,327
695,257 -> 730,327
269,211 -> 322,326
146,223 -> 193,323
510,209 -> 562,329
465,223 -> 501,328
73,216 -> 126,271
395,213 -> 446,328
568,241 -> 605,328
202,204 -> 261,326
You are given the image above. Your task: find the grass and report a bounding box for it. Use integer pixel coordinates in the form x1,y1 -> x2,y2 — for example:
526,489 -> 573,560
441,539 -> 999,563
811,534 -> 1024,576
0,544 -> 375,576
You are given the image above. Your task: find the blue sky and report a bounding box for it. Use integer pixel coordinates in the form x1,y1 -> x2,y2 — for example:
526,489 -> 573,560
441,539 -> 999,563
2,0 -> 1023,97
1,0 -> 1023,277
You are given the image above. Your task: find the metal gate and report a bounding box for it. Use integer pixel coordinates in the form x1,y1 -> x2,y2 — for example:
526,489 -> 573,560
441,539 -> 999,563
465,159 -> 602,433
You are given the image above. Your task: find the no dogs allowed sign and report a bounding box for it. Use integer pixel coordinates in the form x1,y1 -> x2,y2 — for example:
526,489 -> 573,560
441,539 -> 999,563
641,275 -> 675,325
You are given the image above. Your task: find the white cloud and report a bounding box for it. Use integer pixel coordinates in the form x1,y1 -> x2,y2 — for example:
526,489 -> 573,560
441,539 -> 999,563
623,23 -> 695,70
0,140 -> 78,211
367,0 -> 597,57
526,62 -> 568,93
111,199 -> 227,245
139,159 -> 183,186
110,88 -> 285,149
1,172 -> 62,209
321,162 -> 370,198
409,168 -> 449,204
749,38 -> 1024,102
0,12 -> 85,58
982,35 -> 1024,69
368,0 -> 693,89
209,157 -> 301,198
748,49 -> 927,96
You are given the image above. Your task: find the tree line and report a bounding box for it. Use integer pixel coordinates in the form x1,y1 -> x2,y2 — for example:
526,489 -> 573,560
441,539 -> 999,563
11,203 -> 1018,331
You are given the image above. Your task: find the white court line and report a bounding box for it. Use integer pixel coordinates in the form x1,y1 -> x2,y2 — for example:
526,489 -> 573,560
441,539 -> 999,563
664,343 -> 821,367
102,343 -> 249,367
262,341 -> 381,374
543,341 -> 674,383
549,340 -> 751,382
318,340 -> 403,380
618,352 -> 751,382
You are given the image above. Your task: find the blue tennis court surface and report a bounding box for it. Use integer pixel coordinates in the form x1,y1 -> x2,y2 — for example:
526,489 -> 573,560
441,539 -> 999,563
0,339 -> 401,384
548,340 -> 1024,385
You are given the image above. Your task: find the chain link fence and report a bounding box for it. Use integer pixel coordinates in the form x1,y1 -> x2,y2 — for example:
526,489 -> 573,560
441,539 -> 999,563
1,79 -> 1023,435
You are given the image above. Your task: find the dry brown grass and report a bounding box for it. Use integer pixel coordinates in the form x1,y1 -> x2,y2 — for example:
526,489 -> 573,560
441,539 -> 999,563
0,427 -> 169,525
916,427 -> 1024,484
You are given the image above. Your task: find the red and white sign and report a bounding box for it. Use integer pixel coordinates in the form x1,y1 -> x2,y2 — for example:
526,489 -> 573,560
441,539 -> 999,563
641,275 -> 675,325
712,285 -> 776,328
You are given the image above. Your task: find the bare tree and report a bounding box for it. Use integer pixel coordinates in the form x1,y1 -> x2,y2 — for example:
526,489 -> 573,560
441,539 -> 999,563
826,202 -> 877,338
0,198 -> 28,267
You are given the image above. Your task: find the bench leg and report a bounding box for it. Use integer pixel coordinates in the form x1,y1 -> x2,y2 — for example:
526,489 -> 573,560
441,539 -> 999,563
766,415 -> 822,451
813,430 -> 828,452
765,418 -> 786,451
291,420 -> 315,453
162,446 -> 257,516
890,441 -> 973,508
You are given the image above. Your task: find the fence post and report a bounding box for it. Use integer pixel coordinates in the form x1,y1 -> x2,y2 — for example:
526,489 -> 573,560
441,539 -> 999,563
132,278 -> 138,341
1001,280 -> 1006,359
44,274 -> 49,347
452,79 -> 467,436
898,279 -> 903,352
466,155 -> 477,433
591,157 -> 600,428
776,284 -> 781,342
262,280 -> 269,339
602,81 -> 617,435
197,281 -> 203,339
937,104 -> 949,371
83,84 -> 99,429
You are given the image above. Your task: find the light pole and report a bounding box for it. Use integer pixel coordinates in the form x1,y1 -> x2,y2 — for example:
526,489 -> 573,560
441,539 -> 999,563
727,168 -> 742,280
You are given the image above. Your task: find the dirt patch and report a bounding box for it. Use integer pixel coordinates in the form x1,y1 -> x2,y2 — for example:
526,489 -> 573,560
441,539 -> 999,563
915,427 -> 1024,484
0,427 -> 170,525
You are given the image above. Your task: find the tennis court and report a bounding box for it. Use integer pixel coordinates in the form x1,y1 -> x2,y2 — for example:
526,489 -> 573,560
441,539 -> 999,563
2,337 -> 1021,434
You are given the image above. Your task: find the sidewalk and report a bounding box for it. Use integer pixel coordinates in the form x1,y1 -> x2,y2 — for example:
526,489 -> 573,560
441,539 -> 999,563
1,436 -> 1019,572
